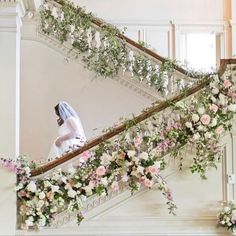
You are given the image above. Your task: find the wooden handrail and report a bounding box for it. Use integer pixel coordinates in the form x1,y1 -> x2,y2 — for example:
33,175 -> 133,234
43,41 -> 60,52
31,59 -> 236,176
50,0 -> 199,78
31,79 -> 209,176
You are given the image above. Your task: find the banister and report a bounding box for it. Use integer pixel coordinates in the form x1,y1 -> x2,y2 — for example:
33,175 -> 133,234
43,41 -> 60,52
30,59 -> 236,177
31,78 -> 209,177
49,0 -> 199,78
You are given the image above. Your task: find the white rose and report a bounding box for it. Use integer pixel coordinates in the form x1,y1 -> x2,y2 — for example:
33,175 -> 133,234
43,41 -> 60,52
51,185 -> 60,193
192,114 -> 200,122
204,132 -> 212,139
38,192 -> 46,200
228,104 -> 236,112
193,133 -> 201,140
60,176 -> 67,184
137,166 -> 144,174
74,182 -> 82,188
127,150 -> 135,157
101,153 -> 112,166
44,180 -> 51,188
83,186 -> 93,196
27,181 -> 37,193
212,88 -> 219,94
185,122 -> 193,128
139,152 -> 149,160
37,200 -> 44,209
219,93 -> 227,105
68,189 -> 77,198
210,118 -> 217,127
198,107 -> 205,115
197,125 -> 204,131
25,216 -> 34,226
224,206 -> 230,212
101,177 -> 108,186
154,161 -> 161,169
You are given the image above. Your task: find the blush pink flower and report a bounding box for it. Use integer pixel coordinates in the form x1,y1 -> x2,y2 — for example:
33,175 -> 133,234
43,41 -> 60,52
215,126 -> 224,135
18,190 -> 26,198
210,104 -> 218,113
134,137 -> 143,148
223,79 -> 232,89
144,178 -> 154,188
81,151 -> 90,162
96,166 -> 106,176
111,181 -> 119,191
200,114 -> 211,125
146,165 -> 159,175
228,92 -> 236,99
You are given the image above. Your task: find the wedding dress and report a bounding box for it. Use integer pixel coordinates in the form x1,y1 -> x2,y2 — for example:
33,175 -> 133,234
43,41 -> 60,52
47,102 -> 86,161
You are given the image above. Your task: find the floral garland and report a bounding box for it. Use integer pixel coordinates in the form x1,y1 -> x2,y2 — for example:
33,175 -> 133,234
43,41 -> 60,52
39,0 -> 204,92
1,66 -> 235,231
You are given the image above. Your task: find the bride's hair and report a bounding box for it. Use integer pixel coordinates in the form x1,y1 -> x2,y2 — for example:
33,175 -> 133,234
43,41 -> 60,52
54,101 -> 79,126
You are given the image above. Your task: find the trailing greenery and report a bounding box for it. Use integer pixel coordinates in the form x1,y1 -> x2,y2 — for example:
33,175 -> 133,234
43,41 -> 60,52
40,0 -> 206,93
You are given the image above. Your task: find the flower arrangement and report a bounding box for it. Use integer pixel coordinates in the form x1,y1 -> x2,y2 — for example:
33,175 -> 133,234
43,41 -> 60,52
218,201 -> 236,232
1,65 -> 235,231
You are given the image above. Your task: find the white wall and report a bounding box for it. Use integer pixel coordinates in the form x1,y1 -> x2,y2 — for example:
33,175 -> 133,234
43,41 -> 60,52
72,0 -> 224,22
20,40 -> 152,162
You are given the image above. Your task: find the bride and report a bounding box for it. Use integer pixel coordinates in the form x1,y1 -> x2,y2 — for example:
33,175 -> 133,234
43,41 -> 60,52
47,101 -> 86,161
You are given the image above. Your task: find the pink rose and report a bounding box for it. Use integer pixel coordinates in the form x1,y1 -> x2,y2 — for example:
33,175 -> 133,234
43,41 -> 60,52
134,137 -> 143,148
144,178 -> 154,188
223,79 -> 232,89
228,92 -> 236,99
111,181 -> 119,191
81,151 -> 90,162
200,114 -> 211,125
210,104 -> 218,113
146,165 -> 159,175
215,126 -> 224,135
96,166 -> 106,176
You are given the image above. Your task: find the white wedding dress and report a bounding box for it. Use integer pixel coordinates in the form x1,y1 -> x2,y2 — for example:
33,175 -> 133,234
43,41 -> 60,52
47,116 -> 86,161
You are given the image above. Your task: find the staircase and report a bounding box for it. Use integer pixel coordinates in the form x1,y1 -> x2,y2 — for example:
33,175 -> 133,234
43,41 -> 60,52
6,0 -> 236,235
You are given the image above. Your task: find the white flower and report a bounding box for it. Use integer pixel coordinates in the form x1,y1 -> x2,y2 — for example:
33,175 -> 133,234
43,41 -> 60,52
139,152 -> 149,160
220,220 -> 225,225
25,216 -> 34,226
204,132 -> 212,139
127,150 -> 135,157
121,174 -> 129,182
37,200 -> 44,209
192,114 -> 199,122
74,182 -> 82,188
51,185 -> 60,193
27,181 -> 37,193
228,104 -> 236,112
43,3 -> 49,10
68,189 -> 77,198
131,170 -> 139,177
16,183 -> 23,191
83,186 -> 93,196
44,180 -> 51,188
198,107 -> 205,115
210,118 -> 217,127
132,156 -> 139,164
101,177 -> 108,186
197,125 -> 204,131
137,166 -> 144,174
219,93 -> 227,105
38,192 -> 46,200
24,167 -> 31,176
60,12 -> 64,21
224,206 -> 230,212
38,215 -> 46,227
212,88 -> 219,94
101,153 -> 112,166
193,133 -> 201,140
60,176 -> 67,184
185,122 -> 192,128
51,7 -> 58,19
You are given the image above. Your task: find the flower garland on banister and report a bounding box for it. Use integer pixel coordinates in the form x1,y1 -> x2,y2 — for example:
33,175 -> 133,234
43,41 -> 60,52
39,0 -> 206,91
1,66 -> 236,231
